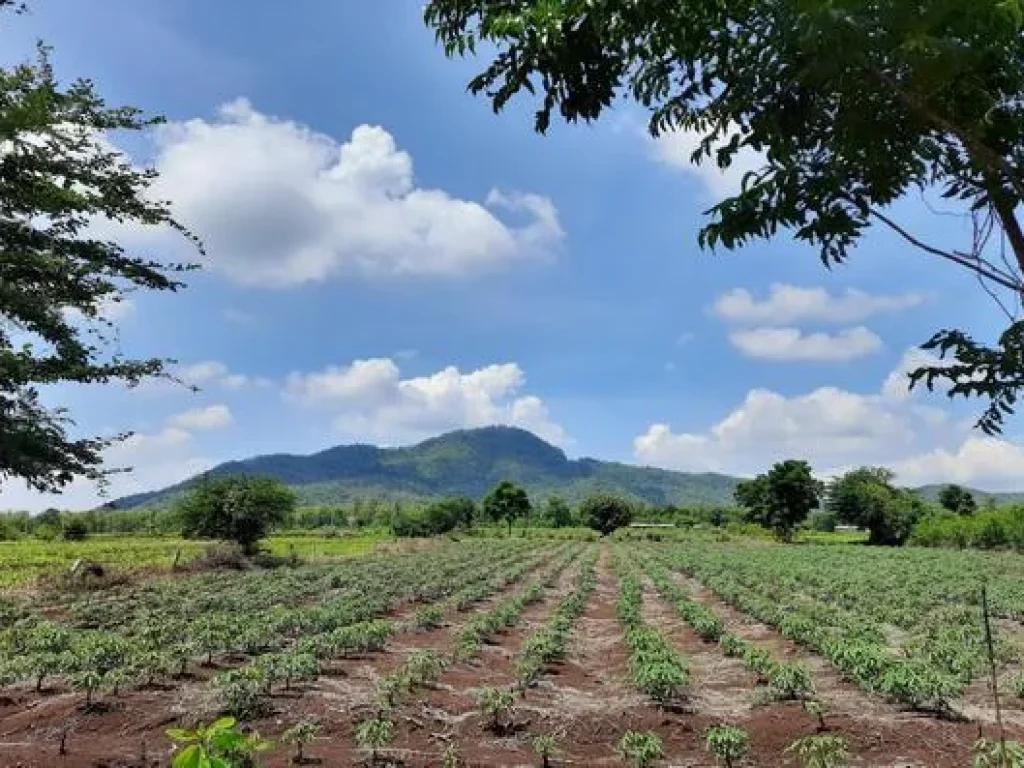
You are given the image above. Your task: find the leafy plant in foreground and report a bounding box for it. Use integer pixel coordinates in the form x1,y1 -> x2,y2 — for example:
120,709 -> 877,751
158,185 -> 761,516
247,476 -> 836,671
786,735 -> 850,768
705,726 -> 749,768
477,686 -> 516,734
617,730 -> 664,768
973,737 -> 1024,768
167,717 -> 274,768
532,733 -> 561,767
281,719 -> 321,764
355,716 -> 394,766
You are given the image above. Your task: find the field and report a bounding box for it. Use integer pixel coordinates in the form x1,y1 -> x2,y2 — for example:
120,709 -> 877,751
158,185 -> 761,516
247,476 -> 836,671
0,533 -> 388,589
1,533 -> 1024,766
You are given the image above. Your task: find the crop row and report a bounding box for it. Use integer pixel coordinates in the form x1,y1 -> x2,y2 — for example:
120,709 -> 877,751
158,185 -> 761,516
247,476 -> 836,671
513,546 -> 598,689
637,551 -> 815,703
612,548 -> 690,706
0,540 -> 565,708
658,543 -> 968,713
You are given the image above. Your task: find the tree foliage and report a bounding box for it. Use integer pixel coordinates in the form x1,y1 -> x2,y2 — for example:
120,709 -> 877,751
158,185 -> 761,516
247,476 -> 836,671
937,484 -> 977,516
177,475 -> 296,554
0,32 -> 200,494
735,460 -> 819,540
542,495 -> 574,528
482,480 -> 532,534
580,493 -> 633,535
424,0 -> 1024,431
826,467 -> 922,545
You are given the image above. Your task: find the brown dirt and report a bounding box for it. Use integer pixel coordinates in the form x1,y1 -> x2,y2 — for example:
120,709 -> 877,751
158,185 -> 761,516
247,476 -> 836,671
1,545 -> 1021,768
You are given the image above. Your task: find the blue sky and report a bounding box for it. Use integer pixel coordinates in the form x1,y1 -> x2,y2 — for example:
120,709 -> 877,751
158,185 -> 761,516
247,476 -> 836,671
2,0 -> 1021,510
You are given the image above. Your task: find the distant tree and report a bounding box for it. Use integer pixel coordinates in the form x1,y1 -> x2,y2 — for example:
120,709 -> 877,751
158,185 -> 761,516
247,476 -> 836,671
580,493 -> 633,536
35,508 -> 61,529
425,496 -> 477,532
733,477 -> 771,525
938,484 -> 977,516
736,461 -> 820,540
177,475 -> 297,554
482,481 -> 532,535
0,29 -> 200,496
61,518 -> 88,541
826,467 -> 922,545
542,496 -> 574,528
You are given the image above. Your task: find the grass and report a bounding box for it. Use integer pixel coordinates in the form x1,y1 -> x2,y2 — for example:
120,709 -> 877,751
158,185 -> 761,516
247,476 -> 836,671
0,531 -> 390,589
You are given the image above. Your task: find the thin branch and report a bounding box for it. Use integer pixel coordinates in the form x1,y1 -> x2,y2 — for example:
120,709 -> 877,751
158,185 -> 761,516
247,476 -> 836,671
869,208 -> 1023,292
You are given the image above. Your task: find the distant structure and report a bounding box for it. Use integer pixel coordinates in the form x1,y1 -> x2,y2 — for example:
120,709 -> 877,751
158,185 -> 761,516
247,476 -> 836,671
628,522 -> 676,528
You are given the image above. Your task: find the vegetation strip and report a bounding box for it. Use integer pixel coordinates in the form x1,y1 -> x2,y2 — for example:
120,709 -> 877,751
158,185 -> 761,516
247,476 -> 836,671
612,547 -> 690,707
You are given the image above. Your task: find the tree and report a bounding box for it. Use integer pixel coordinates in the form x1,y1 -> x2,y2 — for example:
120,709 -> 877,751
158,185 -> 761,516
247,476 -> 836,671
735,461 -> 819,540
424,495 -> 477,533
424,1 -> 1024,432
580,493 -> 633,535
0,26 -> 200,495
938,484 -> 977,516
542,495 -> 574,528
177,475 -> 296,555
482,480 -> 532,535
826,467 -> 922,545
733,477 -> 770,525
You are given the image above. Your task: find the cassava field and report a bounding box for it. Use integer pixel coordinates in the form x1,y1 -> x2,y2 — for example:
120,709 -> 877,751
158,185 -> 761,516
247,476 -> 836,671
2,532 -> 1024,767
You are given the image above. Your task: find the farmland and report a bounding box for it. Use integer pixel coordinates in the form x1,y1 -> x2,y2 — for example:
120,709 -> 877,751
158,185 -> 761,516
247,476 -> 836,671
2,533 -> 1024,766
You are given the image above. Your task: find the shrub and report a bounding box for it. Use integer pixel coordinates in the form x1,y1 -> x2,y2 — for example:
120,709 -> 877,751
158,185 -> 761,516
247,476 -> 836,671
354,717 -> 394,766
767,662 -> 815,701
281,718 -> 321,764
705,726 -> 749,768
786,735 -> 850,768
972,738 -> 1024,768
177,474 -> 296,555
167,717 -> 273,768
532,734 -> 561,767
61,519 -> 89,541
211,668 -> 270,719
617,730 -> 664,768
580,494 -> 634,535
477,686 -> 515,733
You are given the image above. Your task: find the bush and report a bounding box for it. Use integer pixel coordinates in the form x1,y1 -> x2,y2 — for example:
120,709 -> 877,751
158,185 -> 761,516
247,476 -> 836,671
61,519 -> 89,541
178,475 -> 296,555
580,494 -> 634,535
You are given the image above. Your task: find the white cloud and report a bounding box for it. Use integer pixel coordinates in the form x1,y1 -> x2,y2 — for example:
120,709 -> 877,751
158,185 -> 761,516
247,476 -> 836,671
285,358 -> 569,446
0,426 -> 210,512
881,348 -> 945,401
650,124 -> 765,198
142,99 -> 563,287
167,404 -> 233,431
631,347 -> 1013,486
167,361 -> 270,392
729,326 -> 883,362
893,437 -> 1024,492
713,284 -> 927,325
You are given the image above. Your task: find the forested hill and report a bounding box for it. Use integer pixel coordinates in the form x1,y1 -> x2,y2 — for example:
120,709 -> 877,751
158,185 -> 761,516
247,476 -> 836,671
110,426 -> 740,509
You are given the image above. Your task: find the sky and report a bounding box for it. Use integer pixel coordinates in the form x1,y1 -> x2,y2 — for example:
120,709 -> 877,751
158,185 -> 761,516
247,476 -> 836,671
2,0 -> 1022,511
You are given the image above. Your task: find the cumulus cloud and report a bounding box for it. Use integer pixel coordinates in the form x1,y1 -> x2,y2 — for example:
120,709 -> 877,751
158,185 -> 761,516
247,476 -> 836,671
141,99 -> 563,286
713,284 -> 927,325
650,124 -> 765,198
167,404 -> 233,431
634,386 -> 913,474
285,358 -> 569,446
0,426 -> 211,512
893,437 -> 1024,491
632,347 -> 1022,490
728,326 -> 883,362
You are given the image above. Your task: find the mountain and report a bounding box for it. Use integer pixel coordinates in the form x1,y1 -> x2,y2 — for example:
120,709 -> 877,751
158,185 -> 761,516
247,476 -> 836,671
111,426 -> 741,509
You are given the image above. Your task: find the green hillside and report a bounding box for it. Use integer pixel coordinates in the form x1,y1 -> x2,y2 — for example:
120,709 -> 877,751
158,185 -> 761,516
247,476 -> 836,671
110,426 -> 740,509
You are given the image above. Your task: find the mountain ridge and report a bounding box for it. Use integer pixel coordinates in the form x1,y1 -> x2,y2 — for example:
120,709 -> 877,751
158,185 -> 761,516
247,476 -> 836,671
110,426 -> 1024,510
110,426 -> 740,509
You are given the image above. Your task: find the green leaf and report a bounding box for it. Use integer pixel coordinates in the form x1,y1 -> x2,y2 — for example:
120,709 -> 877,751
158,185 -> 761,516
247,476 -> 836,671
170,744 -> 203,768
166,728 -> 194,742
